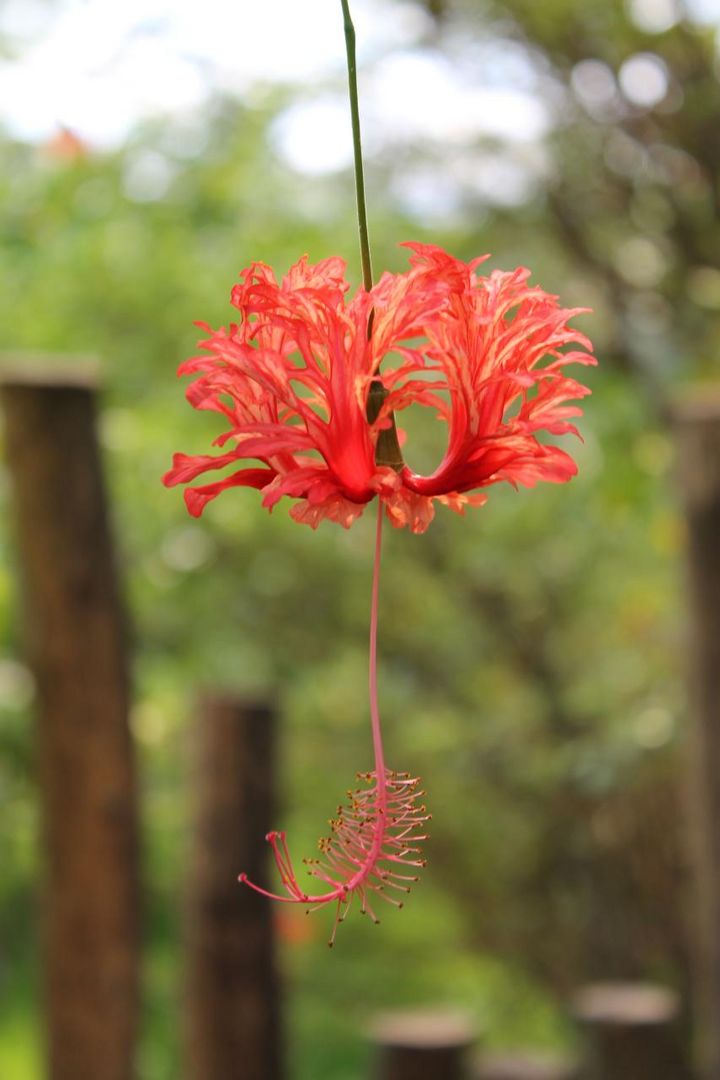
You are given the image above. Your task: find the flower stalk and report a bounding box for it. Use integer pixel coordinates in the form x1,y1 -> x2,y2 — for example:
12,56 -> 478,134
340,0 -> 373,293
341,0 -> 405,469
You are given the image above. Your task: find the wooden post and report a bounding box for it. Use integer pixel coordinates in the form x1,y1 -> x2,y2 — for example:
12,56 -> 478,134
370,1009 -> 477,1080
476,1052 -> 579,1079
1,365 -> 140,1080
573,981 -> 691,1080
674,391 -> 720,1080
185,694 -> 283,1080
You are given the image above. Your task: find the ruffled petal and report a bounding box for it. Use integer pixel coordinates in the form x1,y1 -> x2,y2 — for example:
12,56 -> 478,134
383,488 -> 436,534
184,468 -> 275,517
391,249 -> 595,506
290,495 -> 368,530
166,253 -> 381,524
163,450 -> 248,487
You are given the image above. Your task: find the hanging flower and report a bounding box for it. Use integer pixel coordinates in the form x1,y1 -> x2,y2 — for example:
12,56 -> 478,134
163,243 -> 595,533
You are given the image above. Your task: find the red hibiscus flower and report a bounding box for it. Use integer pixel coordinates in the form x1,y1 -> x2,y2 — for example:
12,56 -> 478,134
163,243 -> 595,533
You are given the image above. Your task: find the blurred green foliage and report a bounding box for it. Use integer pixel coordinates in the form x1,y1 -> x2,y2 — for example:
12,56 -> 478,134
1,0 -> 714,1075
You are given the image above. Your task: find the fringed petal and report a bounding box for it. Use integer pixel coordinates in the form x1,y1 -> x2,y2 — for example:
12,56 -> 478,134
388,249 -> 595,508
290,495 -> 367,530
183,468 -> 275,517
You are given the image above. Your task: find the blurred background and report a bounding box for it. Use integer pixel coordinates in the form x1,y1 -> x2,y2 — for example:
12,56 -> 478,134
1,0 -> 719,1076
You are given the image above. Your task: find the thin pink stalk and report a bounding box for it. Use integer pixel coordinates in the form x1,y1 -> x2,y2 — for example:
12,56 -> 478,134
369,500 -> 386,777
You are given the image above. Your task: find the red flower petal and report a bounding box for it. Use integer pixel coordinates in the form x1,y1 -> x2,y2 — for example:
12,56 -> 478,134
183,468 -> 275,517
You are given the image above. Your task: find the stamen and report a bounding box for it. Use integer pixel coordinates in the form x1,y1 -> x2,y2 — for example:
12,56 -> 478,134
240,766 -> 427,936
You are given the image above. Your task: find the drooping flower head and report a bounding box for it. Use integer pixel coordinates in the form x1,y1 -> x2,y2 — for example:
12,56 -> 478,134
164,242 -> 595,943
163,243 -> 595,533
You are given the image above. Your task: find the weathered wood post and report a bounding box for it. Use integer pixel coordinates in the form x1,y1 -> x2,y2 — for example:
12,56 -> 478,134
1,363 -> 140,1080
185,694 -> 283,1080
370,1009 -> 477,1080
573,981 -> 691,1080
674,391 -> 720,1080
476,1052 -> 579,1079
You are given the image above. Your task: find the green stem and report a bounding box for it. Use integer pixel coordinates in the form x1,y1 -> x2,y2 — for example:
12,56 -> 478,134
340,0 -> 404,471
340,0 -> 373,292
